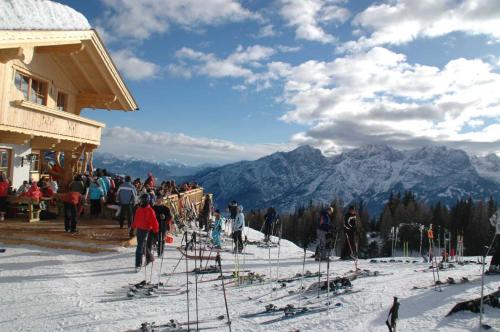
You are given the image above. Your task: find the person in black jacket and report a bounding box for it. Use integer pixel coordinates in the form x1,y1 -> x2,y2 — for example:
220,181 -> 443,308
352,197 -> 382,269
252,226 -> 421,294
199,194 -> 212,231
263,207 -> 278,242
153,195 -> 172,257
342,206 -> 358,260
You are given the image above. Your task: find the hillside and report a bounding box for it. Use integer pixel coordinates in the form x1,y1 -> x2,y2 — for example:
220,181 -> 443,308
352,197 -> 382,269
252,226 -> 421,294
193,145 -> 500,214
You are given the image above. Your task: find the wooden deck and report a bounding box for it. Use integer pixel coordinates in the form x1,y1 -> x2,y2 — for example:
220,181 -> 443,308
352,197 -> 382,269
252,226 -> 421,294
0,216 -> 136,253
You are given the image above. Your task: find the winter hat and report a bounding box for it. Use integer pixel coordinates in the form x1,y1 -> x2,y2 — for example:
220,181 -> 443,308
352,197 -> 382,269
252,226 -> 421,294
238,205 -> 244,212
215,209 -> 221,214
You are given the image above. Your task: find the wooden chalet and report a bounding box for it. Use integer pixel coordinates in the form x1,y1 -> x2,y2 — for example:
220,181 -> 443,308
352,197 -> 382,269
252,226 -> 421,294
0,2 -> 138,189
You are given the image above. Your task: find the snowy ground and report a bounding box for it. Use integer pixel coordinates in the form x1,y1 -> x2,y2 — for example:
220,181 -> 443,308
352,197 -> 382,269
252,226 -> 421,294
0,228 -> 499,332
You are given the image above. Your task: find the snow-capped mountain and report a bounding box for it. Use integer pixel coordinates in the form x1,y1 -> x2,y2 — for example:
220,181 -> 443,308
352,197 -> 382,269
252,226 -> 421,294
92,153 -> 210,180
471,153 -> 500,184
193,145 -> 500,214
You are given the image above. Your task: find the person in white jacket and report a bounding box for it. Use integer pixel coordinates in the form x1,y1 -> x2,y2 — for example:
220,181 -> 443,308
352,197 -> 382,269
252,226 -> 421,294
233,205 -> 245,253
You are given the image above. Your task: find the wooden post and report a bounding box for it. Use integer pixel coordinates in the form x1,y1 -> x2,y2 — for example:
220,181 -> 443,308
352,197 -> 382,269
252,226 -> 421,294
89,151 -> 94,176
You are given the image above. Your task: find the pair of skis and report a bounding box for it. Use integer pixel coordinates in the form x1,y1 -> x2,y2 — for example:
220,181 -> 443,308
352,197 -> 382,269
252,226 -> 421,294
259,302 -> 343,325
136,315 -> 226,332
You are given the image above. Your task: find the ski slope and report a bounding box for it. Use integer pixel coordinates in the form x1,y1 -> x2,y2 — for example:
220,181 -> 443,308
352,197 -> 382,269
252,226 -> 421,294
0,228 -> 499,332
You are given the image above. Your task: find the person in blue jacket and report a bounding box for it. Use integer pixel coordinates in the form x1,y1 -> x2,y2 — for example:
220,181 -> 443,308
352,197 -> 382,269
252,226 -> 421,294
211,209 -> 224,249
88,178 -> 104,218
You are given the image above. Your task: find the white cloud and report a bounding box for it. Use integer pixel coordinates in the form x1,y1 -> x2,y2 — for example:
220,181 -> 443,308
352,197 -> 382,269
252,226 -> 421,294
342,0 -> 500,52
112,49 -> 160,81
257,24 -> 278,38
173,45 -> 280,86
279,0 -> 350,43
99,0 -> 259,40
273,47 -> 500,155
101,127 -> 294,164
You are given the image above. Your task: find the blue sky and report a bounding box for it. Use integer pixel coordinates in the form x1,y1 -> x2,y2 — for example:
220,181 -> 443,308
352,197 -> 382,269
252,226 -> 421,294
57,0 -> 500,165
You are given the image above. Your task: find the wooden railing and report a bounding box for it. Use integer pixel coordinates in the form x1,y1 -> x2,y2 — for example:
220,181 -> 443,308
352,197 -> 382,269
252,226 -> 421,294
2,100 -> 104,146
161,188 -> 206,221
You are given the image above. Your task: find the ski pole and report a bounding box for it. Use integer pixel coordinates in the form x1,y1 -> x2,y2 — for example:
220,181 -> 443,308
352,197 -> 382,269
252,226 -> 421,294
158,240 -> 165,286
317,255 -> 321,299
184,232 -> 190,332
276,221 -> 282,281
216,253 -> 232,332
299,246 -> 306,309
479,234 -> 497,331
195,234 -> 199,331
326,255 -> 330,309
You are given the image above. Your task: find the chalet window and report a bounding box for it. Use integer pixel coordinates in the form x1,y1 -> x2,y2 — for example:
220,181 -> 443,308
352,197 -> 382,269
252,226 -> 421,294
29,152 -> 40,173
14,71 -> 48,106
14,71 -> 29,100
0,149 -> 10,179
57,92 -> 68,112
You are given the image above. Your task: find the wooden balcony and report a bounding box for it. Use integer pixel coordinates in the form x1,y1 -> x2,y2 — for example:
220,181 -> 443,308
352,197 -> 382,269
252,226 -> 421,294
0,99 -> 104,148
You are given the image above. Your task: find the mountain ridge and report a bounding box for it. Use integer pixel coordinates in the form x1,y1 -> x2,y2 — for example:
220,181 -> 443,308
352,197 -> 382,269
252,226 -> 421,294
93,145 -> 500,215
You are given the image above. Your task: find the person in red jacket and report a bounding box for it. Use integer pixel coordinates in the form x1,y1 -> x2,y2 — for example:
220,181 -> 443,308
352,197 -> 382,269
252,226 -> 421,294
132,194 -> 159,272
60,192 -> 82,233
0,174 -> 10,218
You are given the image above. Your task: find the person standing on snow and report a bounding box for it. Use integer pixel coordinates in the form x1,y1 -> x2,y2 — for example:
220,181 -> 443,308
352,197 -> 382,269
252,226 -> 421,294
117,176 -> 137,236
88,178 -> 104,218
233,205 -> 245,253
59,191 -> 83,233
199,194 -> 212,231
212,209 -> 224,249
153,195 -> 171,257
263,207 -> 278,242
342,206 -> 358,260
316,207 -> 333,261
132,194 -> 159,272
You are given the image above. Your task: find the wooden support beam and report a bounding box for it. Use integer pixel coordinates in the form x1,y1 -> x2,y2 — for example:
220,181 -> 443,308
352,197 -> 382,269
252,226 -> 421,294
0,47 -> 23,63
35,43 -> 84,55
76,92 -> 117,106
0,130 -> 31,144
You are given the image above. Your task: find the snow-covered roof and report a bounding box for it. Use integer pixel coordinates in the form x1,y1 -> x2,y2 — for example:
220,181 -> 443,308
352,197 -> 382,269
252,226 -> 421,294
0,0 -> 91,31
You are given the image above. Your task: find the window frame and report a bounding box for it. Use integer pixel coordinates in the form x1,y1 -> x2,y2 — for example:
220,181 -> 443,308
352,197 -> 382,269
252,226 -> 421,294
13,69 -> 48,106
56,91 -> 69,112
0,148 -> 12,180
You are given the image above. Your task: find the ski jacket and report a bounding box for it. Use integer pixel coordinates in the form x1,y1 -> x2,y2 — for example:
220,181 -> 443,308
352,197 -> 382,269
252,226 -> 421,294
88,183 -> 104,200
60,192 -> 82,205
228,203 -> 238,219
344,213 -> 357,233
212,217 -> 223,234
201,199 -> 212,217
99,176 -> 110,195
318,210 -> 331,231
264,211 -> 277,225
0,180 -> 10,197
145,175 -> 155,188
153,205 -> 172,233
132,205 -> 159,233
234,212 -> 245,232
69,180 -> 86,195
97,177 -> 107,196
117,182 -> 137,205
